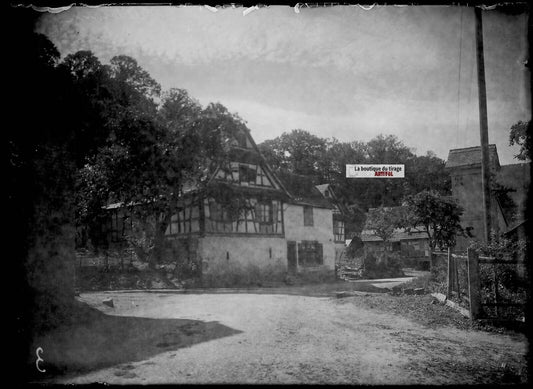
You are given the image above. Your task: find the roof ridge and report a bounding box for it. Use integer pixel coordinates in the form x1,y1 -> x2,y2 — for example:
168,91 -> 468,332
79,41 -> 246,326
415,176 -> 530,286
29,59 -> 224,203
449,144 -> 497,152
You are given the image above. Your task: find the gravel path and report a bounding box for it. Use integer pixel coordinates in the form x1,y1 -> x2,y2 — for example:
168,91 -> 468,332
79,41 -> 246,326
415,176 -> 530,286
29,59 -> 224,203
36,290 -> 527,385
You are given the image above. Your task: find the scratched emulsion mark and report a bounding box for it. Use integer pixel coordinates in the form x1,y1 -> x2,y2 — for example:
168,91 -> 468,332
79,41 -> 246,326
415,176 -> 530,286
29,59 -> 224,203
35,347 -> 46,373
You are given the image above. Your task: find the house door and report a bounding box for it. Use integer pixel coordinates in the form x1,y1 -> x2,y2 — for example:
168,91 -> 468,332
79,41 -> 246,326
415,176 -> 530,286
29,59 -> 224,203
287,241 -> 297,273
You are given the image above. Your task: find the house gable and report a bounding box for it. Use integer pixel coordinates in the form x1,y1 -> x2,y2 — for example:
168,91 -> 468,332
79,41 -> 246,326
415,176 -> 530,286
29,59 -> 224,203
213,162 -> 278,189
208,128 -> 289,195
170,127 -> 289,237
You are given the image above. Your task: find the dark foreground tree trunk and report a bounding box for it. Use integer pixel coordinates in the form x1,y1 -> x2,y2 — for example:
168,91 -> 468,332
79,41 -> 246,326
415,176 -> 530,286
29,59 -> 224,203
12,148 -> 79,379
25,202 -> 77,332
24,149 -> 78,331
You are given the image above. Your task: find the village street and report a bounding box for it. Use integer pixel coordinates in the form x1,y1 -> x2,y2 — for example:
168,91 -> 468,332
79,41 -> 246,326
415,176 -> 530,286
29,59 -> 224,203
34,282 -> 528,385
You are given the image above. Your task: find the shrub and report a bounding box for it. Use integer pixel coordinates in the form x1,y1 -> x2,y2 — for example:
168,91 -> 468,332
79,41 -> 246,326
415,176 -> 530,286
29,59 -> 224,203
361,251 -> 404,279
362,252 -> 377,271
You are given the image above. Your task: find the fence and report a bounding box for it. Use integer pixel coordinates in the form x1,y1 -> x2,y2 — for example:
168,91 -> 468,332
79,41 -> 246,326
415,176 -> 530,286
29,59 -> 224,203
432,248 -> 527,322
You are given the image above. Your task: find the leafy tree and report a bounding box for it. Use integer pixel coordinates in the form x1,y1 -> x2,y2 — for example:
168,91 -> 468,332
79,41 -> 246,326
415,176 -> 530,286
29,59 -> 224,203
365,206 -> 406,250
107,55 -> 161,113
76,96 -> 246,270
58,51 -> 114,164
158,88 -> 202,133
324,139 -> 367,182
509,120 -> 532,161
257,129 -> 327,176
404,151 -> 451,197
365,134 -> 413,163
258,131 -> 450,235
404,190 -> 470,254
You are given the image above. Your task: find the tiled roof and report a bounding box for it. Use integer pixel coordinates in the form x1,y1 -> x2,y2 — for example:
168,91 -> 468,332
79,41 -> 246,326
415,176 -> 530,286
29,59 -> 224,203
277,171 -> 334,208
315,183 -> 350,214
445,144 -> 500,169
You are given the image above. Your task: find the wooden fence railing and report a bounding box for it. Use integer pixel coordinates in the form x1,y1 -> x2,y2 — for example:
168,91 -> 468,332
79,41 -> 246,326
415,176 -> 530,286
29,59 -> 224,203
434,248 -> 526,321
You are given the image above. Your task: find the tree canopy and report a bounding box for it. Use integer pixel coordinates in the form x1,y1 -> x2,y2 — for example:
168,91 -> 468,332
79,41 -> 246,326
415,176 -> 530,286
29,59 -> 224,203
365,206 -> 407,247
404,190 -> 469,251
73,59 -> 248,268
258,130 -> 451,234
509,120 -> 532,161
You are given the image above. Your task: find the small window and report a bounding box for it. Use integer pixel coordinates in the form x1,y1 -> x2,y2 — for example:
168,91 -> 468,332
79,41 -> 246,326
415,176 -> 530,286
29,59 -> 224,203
239,164 -> 257,185
333,219 -> 344,242
303,206 -> 313,226
255,202 -> 273,223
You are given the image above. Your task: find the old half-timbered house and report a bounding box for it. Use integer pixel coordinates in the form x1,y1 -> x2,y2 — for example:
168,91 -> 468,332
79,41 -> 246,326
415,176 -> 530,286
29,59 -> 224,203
161,126 -> 291,273
97,127 -> 342,279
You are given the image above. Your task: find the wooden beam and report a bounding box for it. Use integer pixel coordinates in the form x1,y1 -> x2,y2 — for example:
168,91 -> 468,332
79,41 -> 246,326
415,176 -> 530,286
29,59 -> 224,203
467,248 -> 482,320
447,247 -> 453,298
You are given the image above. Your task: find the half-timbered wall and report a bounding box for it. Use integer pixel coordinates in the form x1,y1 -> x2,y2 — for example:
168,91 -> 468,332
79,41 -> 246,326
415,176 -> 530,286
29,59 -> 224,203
165,197 -> 201,235
107,209 -> 133,243
214,162 -> 275,188
203,197 -> 284,235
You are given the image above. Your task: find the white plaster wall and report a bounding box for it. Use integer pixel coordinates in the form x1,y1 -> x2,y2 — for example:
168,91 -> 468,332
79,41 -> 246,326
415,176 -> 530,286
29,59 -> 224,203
284,203 -> 336,270
198,235 -> 287,268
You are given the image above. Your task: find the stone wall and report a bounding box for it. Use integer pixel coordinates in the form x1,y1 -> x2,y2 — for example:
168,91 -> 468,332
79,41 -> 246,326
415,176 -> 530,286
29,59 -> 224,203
198,235 -> 287,269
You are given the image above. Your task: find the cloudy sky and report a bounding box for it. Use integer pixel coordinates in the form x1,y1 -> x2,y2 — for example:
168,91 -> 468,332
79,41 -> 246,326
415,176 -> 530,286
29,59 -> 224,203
36,5 -> 530,165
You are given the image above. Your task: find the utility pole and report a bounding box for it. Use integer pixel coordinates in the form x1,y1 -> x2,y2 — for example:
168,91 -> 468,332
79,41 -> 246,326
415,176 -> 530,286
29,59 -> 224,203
474,6 -> 492,243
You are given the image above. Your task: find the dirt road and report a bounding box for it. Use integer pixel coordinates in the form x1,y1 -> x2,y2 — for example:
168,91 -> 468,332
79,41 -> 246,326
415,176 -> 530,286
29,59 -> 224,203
33,289 -> 527,385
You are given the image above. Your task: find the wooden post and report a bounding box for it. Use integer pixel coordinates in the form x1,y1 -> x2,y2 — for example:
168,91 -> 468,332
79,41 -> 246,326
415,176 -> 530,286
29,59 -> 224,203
467,248 -> 481,319
447,247 -> 453,298
474,6 -> 492,243
493,264 -> 500,317
455,256 -> 461,301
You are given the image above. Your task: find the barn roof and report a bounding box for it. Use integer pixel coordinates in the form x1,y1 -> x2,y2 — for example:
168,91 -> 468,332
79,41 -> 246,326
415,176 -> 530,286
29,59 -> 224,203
361,227 -> 428,242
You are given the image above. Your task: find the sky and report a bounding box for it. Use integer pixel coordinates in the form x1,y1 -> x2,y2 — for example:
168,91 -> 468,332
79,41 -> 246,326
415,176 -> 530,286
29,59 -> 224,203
36,5 -> 530,165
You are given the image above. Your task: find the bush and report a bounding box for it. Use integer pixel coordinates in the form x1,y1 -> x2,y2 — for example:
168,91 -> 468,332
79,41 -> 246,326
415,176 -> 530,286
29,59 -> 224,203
360,252 -> 376,270
360,251 -> 404,279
